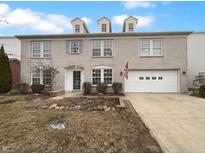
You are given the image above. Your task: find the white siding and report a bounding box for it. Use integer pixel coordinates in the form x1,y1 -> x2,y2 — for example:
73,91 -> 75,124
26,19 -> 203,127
187,32 -> 205,88
0,37 -> 21,59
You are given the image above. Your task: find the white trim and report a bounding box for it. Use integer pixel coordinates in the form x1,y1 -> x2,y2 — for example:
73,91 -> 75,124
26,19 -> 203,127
64,69 -> 84,91
140,39 -> 163,57
31,41 -> 51,58
91,39 -> 113,57
91,65 -> 113,86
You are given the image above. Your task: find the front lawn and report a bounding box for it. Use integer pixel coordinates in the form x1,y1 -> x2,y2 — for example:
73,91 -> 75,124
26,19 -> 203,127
0,94 -> 161,153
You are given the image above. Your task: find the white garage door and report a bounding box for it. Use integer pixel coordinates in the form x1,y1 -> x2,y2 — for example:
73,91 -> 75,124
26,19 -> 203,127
125,70 -> 179,93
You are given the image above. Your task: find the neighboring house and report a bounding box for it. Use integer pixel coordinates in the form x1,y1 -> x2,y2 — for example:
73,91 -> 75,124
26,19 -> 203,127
16,16 -> 192,93
9,58 -> 21,86
0,36 -> 21,59
0,37 -> 21,87
187,32 -> 205,88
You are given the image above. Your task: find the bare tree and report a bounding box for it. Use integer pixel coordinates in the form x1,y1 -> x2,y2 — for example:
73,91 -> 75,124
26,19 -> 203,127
32,65 -> 59,91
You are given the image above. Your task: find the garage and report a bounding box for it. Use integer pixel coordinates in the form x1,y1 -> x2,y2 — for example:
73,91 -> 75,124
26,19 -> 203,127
125,70 -> 179,93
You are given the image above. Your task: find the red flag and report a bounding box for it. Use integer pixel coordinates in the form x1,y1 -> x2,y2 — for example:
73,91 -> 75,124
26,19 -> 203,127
124,62 -> 128,80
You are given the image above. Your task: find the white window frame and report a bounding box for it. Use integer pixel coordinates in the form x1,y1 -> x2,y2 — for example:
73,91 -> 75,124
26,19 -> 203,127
101,24 -> 107,32
31,68 -> 52,85
140,39 -> 163,57
66,40 -> 81,54
128,23 -> 134,32
92,40 -> 113,57
32,41 -> 51,58
75,25 -> 80,33
91,66 -> 113,86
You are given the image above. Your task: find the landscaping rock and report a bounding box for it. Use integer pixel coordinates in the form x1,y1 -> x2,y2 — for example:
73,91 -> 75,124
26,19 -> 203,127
51,121 -> 65,130
49,104 -> 57,109
104,107 -> 111,112
80,105 -> 88,110
59,106 -> 65,110
55,106 -> 60,110
73,105 -> 80,110
41,105 -> 48,109
97,105 -> 104,111
111,107 -> 115,111
103,105 -> 108,110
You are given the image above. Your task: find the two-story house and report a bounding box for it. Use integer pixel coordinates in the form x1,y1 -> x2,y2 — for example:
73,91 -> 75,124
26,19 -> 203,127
16,16 -> 192,93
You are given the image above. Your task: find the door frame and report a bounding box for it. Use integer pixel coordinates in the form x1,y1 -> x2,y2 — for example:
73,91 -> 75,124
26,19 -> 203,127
65,69 -> 84,91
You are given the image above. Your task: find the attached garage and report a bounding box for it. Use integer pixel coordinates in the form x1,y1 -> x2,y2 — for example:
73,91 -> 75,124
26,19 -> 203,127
125,70 -> 179,93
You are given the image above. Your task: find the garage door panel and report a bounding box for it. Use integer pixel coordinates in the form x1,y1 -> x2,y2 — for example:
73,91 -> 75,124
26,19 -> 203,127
125,70 -> 178,93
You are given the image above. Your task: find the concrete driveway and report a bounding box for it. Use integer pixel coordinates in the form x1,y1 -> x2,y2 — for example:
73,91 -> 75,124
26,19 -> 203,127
128,93 -> 205,152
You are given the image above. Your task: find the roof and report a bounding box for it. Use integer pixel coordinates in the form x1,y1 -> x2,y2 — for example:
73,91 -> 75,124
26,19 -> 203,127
124,16 -> 138,22
71,17 -> 89,33
97,17 -> 111,22
16,31 -> 193,39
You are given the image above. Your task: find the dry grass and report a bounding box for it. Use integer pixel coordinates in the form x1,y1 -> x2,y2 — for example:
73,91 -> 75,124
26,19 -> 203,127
0,94 -> 162,153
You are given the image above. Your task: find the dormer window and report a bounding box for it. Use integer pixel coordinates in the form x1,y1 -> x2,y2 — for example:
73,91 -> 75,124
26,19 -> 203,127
123,16 -> 138,32
128,23 -> 134,32
75,25 -> 80,33
101,24 -> 107,32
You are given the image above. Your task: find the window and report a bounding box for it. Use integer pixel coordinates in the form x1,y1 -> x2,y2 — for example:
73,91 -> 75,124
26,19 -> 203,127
139,77 -> 144,80
146,77 -> 150,80
43,41 -> 51,58
128,23 -> 134,32
104,69 -> 112,84
75,25 -> 80,33
92,40 -> 101,56
32,69 -> 40,84
32,42 -> 41,58
43,70 -> 52,85
152,77 -> 157,80
104,40 -> 112,56
32,68 -> 52,85
92,40 -> 113,57
101,24 -> 107,32
92,66 -> 112,85
158,77 -> 163,80
32,41 -> 51,58
141,39 -> 163,57
92,69 -> 101,85
66,41 -> 81,54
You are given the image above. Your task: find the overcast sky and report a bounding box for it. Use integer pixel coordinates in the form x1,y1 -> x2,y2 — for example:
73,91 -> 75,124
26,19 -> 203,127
0,1 -> 205,36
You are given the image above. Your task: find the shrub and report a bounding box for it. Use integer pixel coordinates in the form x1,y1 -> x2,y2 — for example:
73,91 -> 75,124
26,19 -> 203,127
83,82 -> 92,94
31,84 -> 44,93
96,83 -> 107,94
199,84 -> 205,98
112,82 -> 122,94
14,83 -> 29,94
0,45 -> 12,93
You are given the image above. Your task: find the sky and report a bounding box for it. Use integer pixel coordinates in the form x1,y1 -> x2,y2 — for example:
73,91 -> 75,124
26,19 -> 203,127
0,1 -> 205,36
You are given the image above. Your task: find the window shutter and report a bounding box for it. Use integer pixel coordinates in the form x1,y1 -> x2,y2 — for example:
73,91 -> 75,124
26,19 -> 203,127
80,40 -> 83,53
66,41 -> 70,54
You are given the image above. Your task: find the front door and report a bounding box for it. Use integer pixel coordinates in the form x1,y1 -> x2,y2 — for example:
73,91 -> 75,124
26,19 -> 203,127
73,71 -> 81,90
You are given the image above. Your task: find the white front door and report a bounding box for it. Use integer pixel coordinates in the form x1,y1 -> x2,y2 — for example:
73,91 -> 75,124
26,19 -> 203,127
125,70 -> 179,93
65,69 -> 84,91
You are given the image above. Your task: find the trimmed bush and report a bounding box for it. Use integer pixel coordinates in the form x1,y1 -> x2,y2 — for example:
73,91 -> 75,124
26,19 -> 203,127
112,82 -> 122,94
14,83 -> 30,94
96,83 -> 107,94
199,84 -> 205,98
83,82 -> 92,94
31,84 -> 44,93
0,45 -> 12,93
